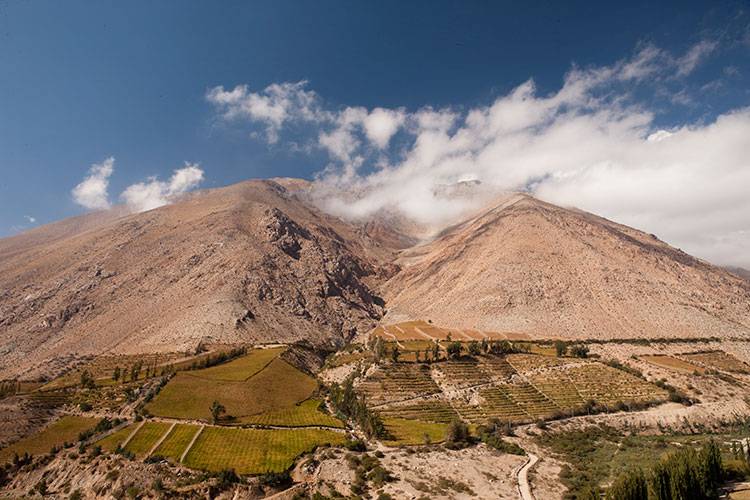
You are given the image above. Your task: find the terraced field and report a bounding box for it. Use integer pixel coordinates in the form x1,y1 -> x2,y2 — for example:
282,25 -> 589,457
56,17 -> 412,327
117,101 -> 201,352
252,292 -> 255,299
125,422 -> 172,456
183,426 -> 346,473
640,355 -> 705,374
146,349 -> 319,423
153,424 -> 200,461
361,353 -> 669,431
566,364 -> 668,404
97,420 -> 346,473
372,321 -> 531,342
0,416 -> 97,464
376,400 -> 458,423
682,351 -> 750,374
357,363 -> 441,406
239,399 -> 344,428
382,417 -> 448,446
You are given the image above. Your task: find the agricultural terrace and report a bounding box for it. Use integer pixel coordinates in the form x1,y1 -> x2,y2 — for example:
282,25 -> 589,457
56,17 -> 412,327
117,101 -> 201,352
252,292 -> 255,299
146,348 -> 341,427
640,355 -> 706,374
381,417 -> 449,446
359,353 -> 669,431
372,321 -> 531,343
0,416 -> 97,464
96,422 -> 345,474
681,351 -> 750,374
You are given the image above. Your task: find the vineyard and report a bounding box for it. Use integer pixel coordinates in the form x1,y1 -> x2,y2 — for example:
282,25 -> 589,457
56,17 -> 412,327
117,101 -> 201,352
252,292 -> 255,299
0,416 -> 97,464
145,349 -> 327,424
358,352 -> 669,430
96,421 -> 345,474
640,355 -> 705,374
372,321 -> 531,342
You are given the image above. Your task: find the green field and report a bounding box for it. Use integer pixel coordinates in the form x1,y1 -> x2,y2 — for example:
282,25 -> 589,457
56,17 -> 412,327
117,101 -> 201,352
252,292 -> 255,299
382,417 -> 448,446
0,416 -> 97,463
187,347 -> 284,381
153,424 -> 200,461
97,424 -> 137,452
239,399 -> 344,427
184,426 -> 346,473
124,421 -> 172,456
146,355 -> 318,422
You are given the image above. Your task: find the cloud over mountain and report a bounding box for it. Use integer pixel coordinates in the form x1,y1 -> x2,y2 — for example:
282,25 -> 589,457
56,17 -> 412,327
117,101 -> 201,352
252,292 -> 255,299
208,40 -> 750,268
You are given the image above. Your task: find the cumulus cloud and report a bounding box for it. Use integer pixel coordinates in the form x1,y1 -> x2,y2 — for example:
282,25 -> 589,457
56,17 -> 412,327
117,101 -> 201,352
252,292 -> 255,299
72,157 -> 114,210
72,159 -> 205,214
206,81 -> 322,143
120,163 -> 204,212
24,215 -> 36,223
209,40 -> 750,268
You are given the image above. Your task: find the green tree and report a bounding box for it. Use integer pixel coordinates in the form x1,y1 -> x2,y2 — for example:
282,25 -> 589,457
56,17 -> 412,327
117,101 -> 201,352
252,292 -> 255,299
112,366 -> 121,382
446,341 -> 463,360
390,346 -> 401,363
432,341 -> 440,361
210,400 -> 226,424
554,340 -> 567,357
468,341 -> 481,356
445,419 -> 470,447
80,370 -> 95,389
606,468 -> 647,500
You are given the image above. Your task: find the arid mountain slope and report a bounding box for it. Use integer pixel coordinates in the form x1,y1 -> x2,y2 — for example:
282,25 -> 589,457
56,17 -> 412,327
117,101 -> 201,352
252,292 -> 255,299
0,180 -> 391,379
383,194 -> 750,340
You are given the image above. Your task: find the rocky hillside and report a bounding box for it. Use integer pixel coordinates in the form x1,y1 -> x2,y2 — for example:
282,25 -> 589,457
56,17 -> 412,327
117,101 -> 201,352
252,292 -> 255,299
0,180 -> 391,379
382,194 -> 750,340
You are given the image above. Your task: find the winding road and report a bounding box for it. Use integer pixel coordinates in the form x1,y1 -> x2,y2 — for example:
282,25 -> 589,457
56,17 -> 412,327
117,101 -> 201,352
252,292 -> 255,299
516,452 -> 538,500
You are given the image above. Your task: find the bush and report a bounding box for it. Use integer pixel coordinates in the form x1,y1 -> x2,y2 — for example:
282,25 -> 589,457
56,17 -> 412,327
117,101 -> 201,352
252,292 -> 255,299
569,344 -> 589,358
259,471 -> 291,488
605,468 -> 647,500
445,419 -> 471,448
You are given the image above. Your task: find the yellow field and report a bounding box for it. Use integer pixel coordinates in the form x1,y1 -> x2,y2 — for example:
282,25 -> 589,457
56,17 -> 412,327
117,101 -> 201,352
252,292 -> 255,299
124,422 -> 172,456
183,426 -> 347,473
187,347 -> 283,381
382,417 -> 448,446
146,354 -> 318,422
641,355 -> 705,374
239,399 -> 344,428
97,424 -> 137,452
0,416 -> 97,464
153,424 -> 200,461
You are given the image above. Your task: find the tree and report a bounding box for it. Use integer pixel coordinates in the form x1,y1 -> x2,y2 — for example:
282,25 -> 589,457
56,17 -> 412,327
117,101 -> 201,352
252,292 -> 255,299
480,338 -> 489,354
606,468 -> 647,500
80,370 -> 95,389
447,341 -> 463,360
554,340 -> 567,357
112,366 -> 121,382
210,400 -> 226,424
445,419 -> 470,447
390,346 -> 401,363
371,337 -> 386,363
432,341 -> 440,362
569,344 -> 589,358
415,350 -> 421,363
468,341 -> 481,356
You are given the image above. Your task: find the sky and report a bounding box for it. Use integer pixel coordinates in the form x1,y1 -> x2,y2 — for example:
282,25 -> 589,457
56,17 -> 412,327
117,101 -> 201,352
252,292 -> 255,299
1,1 -> 749,266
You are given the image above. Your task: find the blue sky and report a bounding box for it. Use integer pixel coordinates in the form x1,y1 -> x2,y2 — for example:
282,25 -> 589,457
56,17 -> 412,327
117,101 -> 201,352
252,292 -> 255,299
1,1 -> 749,265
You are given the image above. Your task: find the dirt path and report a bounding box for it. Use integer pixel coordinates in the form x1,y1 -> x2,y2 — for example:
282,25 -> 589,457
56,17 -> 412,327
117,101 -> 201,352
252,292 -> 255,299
516,453 -> 538,500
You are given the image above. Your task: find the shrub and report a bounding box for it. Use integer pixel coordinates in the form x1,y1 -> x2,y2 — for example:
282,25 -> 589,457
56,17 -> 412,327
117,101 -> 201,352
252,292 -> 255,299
605,468 -> 647,500
445,419 -> 471,448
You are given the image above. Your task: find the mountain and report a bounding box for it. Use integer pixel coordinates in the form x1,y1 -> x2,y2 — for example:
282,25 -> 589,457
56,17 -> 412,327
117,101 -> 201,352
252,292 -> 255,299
0,180 -> 392,379
725,266 -> 750,282
3,182 -> 750,379
382,194 -> 750,340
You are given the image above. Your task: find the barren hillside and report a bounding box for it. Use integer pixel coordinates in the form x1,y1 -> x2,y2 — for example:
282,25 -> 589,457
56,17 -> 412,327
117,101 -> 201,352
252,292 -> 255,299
0,180 -> 392,379
382,194 -> 750,340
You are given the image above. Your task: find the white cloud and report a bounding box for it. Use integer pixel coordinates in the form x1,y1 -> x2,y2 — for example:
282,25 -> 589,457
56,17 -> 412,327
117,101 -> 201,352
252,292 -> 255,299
72,157 -> 114,210
676,40 -> 718,76
206,81 -> 322,143
363,108 -> 406,148
121,163 -> 204,212
24,215 -> 36,223
210,40 -> 750,267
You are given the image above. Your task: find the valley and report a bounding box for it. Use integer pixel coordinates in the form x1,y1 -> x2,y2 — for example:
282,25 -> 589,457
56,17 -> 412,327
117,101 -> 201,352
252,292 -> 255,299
1,181 -> 750,498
